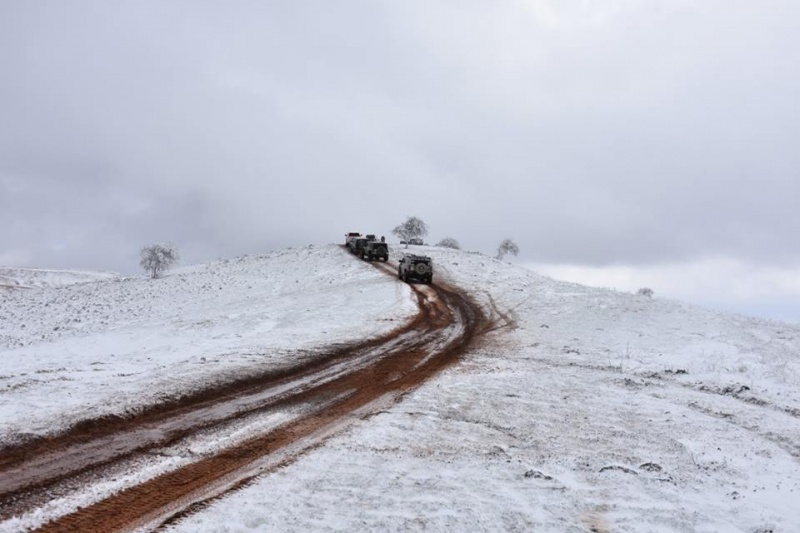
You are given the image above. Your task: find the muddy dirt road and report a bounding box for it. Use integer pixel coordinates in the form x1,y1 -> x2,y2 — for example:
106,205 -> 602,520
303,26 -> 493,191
0,259 -> 487,531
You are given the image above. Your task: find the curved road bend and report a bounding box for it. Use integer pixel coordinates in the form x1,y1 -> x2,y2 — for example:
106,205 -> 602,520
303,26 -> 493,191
0,252 -> 488,532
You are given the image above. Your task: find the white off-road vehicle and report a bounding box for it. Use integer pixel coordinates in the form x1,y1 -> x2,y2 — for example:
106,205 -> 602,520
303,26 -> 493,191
345,232 -> 362,247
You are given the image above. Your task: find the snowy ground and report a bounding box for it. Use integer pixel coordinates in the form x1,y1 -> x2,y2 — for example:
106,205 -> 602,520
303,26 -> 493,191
0,245 -> 416,445
0,267 -> 117,289
3,244 -> 800,532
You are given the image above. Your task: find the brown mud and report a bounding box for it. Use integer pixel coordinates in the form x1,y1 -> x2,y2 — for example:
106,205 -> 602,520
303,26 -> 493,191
0,253 -> 489,532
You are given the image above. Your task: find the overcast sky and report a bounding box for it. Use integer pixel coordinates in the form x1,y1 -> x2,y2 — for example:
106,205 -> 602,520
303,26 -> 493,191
2,1 -> 799,320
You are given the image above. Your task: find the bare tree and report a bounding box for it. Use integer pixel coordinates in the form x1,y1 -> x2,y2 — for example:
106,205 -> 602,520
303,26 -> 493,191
495,238 -> 519,260
392,216 -> 429,248
140,243 -> 179,279
436,237 -> 461,249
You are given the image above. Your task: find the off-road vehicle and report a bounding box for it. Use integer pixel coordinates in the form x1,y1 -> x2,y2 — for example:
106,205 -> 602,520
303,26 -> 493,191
398,254 -> 433,284
362,240 -> 388,261
349,237 -> 369,256
345,232 -> 362,247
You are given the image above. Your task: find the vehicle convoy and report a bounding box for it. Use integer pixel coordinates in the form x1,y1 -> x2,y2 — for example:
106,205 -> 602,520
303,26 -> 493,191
362,240 -> 389,261
398,254 -> 433,284
345,231 -> 390,262
345,232 -> 431,281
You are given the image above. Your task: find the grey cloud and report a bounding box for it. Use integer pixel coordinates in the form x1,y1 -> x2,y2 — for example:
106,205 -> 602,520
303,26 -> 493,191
1,1 -> 799,274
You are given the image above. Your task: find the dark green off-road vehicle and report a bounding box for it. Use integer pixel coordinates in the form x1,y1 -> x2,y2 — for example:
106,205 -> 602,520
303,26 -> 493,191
362,240 -> 389,261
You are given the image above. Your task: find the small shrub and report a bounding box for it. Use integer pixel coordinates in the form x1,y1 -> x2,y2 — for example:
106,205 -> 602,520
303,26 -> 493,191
436,237 -> 461,249
637,287 -> 654,298
496,238 -> 519,260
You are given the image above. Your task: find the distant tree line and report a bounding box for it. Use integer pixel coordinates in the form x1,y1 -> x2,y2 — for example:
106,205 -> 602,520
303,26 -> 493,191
390,216 -> 519,259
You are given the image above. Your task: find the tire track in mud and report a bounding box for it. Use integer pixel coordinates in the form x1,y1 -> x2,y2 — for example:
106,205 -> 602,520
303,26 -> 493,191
0,254 -> 488,531
482,291 -> 519,334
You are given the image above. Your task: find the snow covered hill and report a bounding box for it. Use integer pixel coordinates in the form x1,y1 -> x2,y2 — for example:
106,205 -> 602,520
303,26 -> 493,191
2,244 -> 799,532
0,246 -> 417,445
